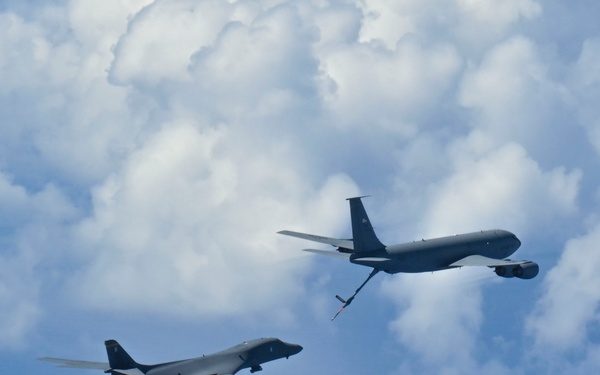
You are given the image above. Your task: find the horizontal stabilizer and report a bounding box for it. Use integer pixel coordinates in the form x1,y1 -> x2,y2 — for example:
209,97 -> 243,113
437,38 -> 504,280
38,357 -> 109,371
450,255 -> 531,267
278,230 -> 354,250
112,369 -> 145,375
303,249 -> 351,259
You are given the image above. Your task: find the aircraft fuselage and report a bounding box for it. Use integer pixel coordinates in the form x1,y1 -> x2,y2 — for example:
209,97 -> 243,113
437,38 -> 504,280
146,338 -> 303,375
350,229 -> 521,274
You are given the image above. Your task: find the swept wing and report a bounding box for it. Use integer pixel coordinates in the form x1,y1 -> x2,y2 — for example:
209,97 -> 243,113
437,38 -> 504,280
450,255 -> 532,267
278,230 -> 353,250
37,357 -> 109,371
38,358 -> 145,375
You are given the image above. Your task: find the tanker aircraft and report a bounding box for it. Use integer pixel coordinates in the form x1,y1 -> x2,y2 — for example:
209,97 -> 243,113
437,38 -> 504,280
279,196 -> 538,320
40,337 -> 302,375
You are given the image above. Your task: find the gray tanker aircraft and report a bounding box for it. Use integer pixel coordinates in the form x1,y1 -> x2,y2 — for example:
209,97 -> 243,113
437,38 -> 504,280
279,196 -> 538,320
39,337 -> 302,375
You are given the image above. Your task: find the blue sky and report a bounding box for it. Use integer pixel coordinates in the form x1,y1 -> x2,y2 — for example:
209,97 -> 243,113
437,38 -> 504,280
2,1 -> 600,374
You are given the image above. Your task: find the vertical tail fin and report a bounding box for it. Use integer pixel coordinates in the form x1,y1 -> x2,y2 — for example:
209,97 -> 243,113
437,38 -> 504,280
347,197 -> 385,252
105,340 -> 141,371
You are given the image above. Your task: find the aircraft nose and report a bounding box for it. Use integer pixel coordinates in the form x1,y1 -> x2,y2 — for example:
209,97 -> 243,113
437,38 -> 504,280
512,235 -> 521,249
288,344 -> 303,356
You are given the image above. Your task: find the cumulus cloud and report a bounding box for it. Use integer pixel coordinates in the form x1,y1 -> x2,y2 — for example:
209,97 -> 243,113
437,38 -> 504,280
381,271 -> 484,373
187,3 -> 320,120
0,3 -> 147,189
1,1 -> 600,375
454,0 -> 542,38
527,223 -> 600,351
423,139 -> 580,236
69,121 -> 359,321
317,32 -> 462,133
0,172 -> 77,348
109,0 -> 243,85
459,36 -> 578,164
570,37 -> 600,155
356,0 -> 541,54
379,137 -> 581,373
0,261 -> 40,349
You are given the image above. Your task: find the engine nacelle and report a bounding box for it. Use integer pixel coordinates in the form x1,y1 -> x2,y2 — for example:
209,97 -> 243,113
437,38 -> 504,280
495,262 -> 539,279
512,262 -> 539,279
494,265 -> 513,278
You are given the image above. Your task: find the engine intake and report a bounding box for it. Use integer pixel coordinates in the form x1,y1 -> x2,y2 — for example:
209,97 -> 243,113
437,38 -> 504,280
495,262 -> 539,279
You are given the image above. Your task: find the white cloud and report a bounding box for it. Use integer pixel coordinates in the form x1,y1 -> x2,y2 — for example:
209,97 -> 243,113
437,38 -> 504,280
572,38 -> 600,87
187,3 -> 319,120
379,136 -> 579,371
69,121 -> 359,321
312,2 -> 361,46
0,261 -> 40,349
0,172 -> 78,348
570,37 -> 600,155
459,36 -> 575,163
357,0 -> 419,49
0,175 -> 41,349
381,270 -> 483,372
109,0 -> 244,85
1,1 -> 600,374
382,131 -> 579,373
355,0 -> 541,53
318,36 -> 462,132
455,0 -> 541,34
422,139 -> 580,236
527,223 -> 600,352
0,4 -> 144,188
68,0 -> 152,53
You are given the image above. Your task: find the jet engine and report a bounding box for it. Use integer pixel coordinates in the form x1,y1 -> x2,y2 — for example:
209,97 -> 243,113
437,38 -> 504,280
494,261 -> 539,279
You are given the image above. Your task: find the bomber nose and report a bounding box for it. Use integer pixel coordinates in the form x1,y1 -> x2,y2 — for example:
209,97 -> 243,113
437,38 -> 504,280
288,344 -> 303,357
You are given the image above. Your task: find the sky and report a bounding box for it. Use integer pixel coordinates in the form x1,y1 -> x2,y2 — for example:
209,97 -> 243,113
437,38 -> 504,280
2,0 -> 600,374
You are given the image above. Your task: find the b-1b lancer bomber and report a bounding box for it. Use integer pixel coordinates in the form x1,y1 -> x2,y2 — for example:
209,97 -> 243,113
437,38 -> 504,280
279,196 -> 538,320
39,337 -> 302,375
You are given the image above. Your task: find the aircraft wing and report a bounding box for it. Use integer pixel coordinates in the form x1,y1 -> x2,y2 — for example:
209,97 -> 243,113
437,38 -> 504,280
278,230 -> 354,250
450,255 -> 531,267
37,357 -> 110,371
303,249 -> 351,259
37,358 -> 144,375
